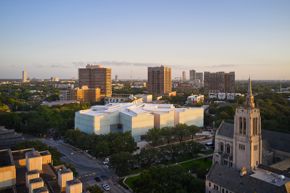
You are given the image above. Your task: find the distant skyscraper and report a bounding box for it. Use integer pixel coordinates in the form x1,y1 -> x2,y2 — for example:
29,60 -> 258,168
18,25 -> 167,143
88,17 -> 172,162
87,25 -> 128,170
148,65 -> 172,95
182,71 -> 186,81
195,72 -> 203,83
204,71 -> 235,93
189,70 -> 196,81
115,75 -> 118,82
79,64 -> 112,97
22,70 -> 28,83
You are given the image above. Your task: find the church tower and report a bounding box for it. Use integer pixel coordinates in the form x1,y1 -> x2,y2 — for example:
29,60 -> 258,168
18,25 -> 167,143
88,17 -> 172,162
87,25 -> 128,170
233,78 -> 262,171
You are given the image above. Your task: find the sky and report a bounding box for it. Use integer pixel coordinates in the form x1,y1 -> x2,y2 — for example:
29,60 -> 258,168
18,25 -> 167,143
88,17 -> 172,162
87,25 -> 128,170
0,0 -> 289,80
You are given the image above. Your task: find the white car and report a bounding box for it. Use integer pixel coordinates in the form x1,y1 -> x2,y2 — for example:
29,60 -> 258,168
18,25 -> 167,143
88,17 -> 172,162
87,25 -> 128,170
103,157 -> 110,165
102,184 -> 110,191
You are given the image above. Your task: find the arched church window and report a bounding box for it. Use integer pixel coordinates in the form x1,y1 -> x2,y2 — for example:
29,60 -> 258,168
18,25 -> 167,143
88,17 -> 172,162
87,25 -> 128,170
219,142 -> 224,152
239,117 -> 243,134
226,144 -> 231,154
243,117 -> 246,135
253,118 -> 257,135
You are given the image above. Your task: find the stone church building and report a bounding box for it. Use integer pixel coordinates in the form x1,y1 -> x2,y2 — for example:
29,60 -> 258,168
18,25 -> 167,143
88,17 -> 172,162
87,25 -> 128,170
206,78 -> 290,193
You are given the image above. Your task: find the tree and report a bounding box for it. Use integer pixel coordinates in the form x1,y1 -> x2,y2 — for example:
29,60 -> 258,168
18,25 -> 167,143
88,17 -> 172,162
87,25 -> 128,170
187,125 -> 200,139
0,103 -> 10,112
132,165 -> 204,193
87,185 -> 104,193
174,124 -> 189,143
161,127 -> 173,144
137,148 -> 159,168
110,151 -> 134,176
146,128 -> 162,146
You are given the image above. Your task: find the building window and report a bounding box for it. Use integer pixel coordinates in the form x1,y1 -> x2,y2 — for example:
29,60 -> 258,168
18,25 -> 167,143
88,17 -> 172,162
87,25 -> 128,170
239,144 -> 245,150
254,145 -> 258,151
209,182 -> 211,187
239,117 -> 243,134
224,160 -> 228,165
214,185 -> 218,190
243,117 -> 246,135
226,144 -> 231,154
220,142 -> 224,152
253,118 -> 258,135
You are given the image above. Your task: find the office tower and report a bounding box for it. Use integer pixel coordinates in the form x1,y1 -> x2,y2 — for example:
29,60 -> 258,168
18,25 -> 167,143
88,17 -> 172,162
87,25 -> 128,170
115,75 -> 118,82
195,72 -> 203,83
182,71 -> 186,81
189,70 -> 196,81
78,64 -> 112,97
204,71 -> 235,93
148,65 -> 172,95
22,70 -> 28,83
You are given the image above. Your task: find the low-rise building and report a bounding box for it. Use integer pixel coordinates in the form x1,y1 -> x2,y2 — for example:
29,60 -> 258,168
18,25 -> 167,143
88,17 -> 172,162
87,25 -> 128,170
186,95 -> 204,104
75,102 -> 204,141
0,149 -> 16,190
0,148 -> 81,193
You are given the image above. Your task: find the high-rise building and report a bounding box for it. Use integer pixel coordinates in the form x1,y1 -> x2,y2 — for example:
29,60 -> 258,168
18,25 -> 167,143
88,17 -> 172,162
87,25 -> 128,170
182,71 -> 186,82
78,64 -> 112,97
22,70 -> 28,83
204,71 -> 235,93
189,70 -> 196,81
147,65 -> 172,95
195,72 -> 203,83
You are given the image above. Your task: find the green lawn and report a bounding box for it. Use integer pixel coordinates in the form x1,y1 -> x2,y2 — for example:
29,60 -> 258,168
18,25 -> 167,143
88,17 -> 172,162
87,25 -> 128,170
179,158 -> 212,171
124,175 -> 140,189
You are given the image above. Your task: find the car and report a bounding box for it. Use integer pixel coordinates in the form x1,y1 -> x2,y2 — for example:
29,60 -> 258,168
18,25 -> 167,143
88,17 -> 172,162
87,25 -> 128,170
94,176 -> 101,182
70,152 -> 74,155
102,183 -> 110,191
103,157 -> 110,165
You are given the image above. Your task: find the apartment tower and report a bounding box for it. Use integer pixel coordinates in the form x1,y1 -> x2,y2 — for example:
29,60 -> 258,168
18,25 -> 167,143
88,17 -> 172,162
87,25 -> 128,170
204,71 -> 235,93
148,65 -> 172,95
79,64 -> 112,97
22,70 -> 28,83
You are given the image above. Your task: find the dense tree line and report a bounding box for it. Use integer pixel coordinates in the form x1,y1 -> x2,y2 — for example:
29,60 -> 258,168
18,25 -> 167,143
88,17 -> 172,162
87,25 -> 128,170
0,103 -> 89,137
145,124 -> 200,146
132,165 -> 204,193
205,92 -> 290,133
0,83 -> 60,111
64,130 -> 137,158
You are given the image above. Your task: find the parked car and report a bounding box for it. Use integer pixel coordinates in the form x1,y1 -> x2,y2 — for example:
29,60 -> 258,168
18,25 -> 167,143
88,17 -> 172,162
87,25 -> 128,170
102,184 -> 110,191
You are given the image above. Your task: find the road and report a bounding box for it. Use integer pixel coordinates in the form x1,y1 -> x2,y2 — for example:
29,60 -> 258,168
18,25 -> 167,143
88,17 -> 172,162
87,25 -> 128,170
42,138 -> 131,193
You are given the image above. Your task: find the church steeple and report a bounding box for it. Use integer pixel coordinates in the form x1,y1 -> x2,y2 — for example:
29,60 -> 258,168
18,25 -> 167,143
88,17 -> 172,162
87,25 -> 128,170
246,77 -> 255,109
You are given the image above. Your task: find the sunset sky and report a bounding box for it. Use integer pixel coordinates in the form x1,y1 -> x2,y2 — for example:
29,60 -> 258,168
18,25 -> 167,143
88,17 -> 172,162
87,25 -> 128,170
0,0 -> 289,80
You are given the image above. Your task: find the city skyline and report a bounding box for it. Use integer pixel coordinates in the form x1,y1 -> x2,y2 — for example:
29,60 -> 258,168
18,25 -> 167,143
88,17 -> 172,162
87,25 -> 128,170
0,0 -> 290,80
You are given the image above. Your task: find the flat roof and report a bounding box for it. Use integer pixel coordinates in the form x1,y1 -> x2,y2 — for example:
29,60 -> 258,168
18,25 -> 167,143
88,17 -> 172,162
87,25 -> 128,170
12,148 -> 34,160
25,151 -> 41,158
29,178 -> 43,184
66,179 -> 81,186
250,168 -> 290,187
78,102 -> 203,117
0,149 -> 13,167
33,187 -> 48,193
